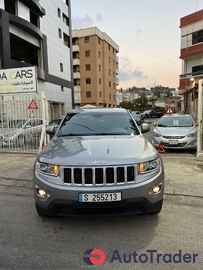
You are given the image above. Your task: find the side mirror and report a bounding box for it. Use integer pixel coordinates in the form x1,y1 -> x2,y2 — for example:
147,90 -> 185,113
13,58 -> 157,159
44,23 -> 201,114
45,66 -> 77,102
141,123 -> 150,133
46,125 -> 57,135
153,122 -> 157,126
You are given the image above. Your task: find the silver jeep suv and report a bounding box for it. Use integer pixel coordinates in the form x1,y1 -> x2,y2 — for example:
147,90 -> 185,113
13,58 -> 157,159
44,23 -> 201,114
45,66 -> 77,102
33,108 -> 164,217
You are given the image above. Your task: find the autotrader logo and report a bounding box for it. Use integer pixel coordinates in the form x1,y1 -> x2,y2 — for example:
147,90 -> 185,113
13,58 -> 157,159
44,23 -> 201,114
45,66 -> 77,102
83,249 -> 106,266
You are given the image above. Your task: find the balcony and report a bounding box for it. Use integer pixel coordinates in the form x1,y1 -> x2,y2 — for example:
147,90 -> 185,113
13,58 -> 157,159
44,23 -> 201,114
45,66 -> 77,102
74,85 -> 81,92
116,56 -> 119,63
73,58 -> 80,66
72,44 -> 79,52
180,70 -> 203,79
73,72 -> 80,79
116,78 -> 119,85
74,89 -> 81,104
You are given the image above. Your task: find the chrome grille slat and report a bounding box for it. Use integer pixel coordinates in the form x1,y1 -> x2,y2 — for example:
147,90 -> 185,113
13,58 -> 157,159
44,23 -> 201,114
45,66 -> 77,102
63,165 -> 136,186
92,167 -> 95,186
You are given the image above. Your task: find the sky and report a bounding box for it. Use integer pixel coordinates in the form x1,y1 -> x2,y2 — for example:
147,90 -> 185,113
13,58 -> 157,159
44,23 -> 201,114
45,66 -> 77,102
70,0 -> 203,90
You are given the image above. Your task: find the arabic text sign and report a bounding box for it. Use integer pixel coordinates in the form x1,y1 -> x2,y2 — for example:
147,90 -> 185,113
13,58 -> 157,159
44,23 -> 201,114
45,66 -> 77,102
0,67 -> 37,93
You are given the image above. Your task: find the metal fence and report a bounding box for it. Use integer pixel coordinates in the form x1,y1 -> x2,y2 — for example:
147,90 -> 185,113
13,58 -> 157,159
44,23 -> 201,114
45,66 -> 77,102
0,92 -> 48,153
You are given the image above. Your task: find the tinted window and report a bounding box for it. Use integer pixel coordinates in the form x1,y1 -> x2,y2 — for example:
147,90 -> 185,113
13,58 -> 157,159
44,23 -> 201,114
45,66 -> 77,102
57,112 -> 140,136
157,116 -> 194,127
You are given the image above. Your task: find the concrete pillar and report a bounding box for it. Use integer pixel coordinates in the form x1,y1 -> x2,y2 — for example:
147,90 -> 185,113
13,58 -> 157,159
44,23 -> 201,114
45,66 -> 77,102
196,79 -> 203,161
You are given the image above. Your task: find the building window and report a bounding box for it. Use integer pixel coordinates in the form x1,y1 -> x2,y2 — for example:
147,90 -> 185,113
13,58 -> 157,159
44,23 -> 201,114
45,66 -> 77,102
109,57 -> 111,63
85,50 -> 90,57
109,94 -> 111,100
113,83 -> 115,89
86,91 -> 91,98
60,63 -> 63,72
61,86 -> 64,92
113,60 -> 115,66
192,65 -> 203,75
98,65 -> 101,71
99,91 -> 102,98
98,51 -> 101,58
192,30 -> 203,45
85,64 -> 91,71
109,81 -> 111,87
113,71 -> 115,77
84,36 -> 89,43
62,13 -> 69,26
58,8 -> 61,17
58,28 -> 62,38
109,69 -> 111,75
63,33 -> 70,47
99,78 -> 102,85
113,95 -> 115,100
98,37 -> 101,44
86,78 -> 91,84
108,44 -> 111,50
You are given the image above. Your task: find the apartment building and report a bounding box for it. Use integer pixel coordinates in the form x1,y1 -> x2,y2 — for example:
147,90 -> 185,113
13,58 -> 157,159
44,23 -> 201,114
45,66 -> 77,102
0,0 -> 73,120
179,9 -> 203,118
72,27 -> 119,107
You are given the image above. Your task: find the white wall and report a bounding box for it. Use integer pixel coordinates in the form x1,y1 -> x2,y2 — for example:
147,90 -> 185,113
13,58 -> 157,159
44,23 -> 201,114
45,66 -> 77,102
40,0 -> 71,81
18,1 -> 30,21
38,80 -> 72,111
182,57 -> 203,74
181,20 -> 203,49
0,0 -> 4,9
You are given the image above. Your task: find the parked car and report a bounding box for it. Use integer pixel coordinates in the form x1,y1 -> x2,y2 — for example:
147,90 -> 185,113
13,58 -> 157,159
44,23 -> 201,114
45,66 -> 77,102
0,118 -> 43,148
33,108 -> 164,217
48,118 -> 63,139
151,108 -> 165,118
131,112 -> 143,125
141,110 -> 152,118
152,114 -> 197,149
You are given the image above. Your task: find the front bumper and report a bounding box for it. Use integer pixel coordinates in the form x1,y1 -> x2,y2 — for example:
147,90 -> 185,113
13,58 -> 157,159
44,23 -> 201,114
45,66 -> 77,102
152,136 -> 197,149
33,169 -> 164,216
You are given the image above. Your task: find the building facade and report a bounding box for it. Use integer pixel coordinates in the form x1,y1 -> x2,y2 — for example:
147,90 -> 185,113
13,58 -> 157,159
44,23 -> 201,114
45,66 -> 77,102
179,9 -> 203,119
72,27 -> 119,107
0,0 -> 73,120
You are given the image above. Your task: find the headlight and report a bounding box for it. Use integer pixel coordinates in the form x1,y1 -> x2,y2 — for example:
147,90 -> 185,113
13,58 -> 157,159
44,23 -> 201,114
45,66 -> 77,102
186,131 -> 197,138
36,161 -> 60,176
138,158 -> 161,174
153,131 -> 162,137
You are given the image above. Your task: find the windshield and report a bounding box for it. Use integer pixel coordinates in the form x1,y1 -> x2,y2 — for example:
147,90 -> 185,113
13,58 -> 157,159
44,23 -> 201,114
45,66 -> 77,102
157,116 -> 194,127
56,111 -> 140,136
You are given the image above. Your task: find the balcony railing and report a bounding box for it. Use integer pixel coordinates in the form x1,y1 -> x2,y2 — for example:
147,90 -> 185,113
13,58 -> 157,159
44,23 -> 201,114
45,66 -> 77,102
72,44 -> 80,52
180,70 -> 203,79
73,58 -> 80,66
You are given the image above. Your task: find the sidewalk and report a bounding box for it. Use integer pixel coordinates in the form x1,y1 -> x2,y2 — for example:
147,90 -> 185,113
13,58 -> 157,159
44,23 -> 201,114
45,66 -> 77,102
0,152 -> 202,198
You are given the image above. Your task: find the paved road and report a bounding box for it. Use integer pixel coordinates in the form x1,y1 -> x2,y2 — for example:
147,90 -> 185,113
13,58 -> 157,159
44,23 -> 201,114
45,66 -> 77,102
0,187 -> 202,270
0,122 -> 203,270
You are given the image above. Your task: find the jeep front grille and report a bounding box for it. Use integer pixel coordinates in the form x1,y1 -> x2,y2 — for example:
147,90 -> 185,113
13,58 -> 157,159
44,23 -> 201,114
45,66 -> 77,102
63,166 -> 136,186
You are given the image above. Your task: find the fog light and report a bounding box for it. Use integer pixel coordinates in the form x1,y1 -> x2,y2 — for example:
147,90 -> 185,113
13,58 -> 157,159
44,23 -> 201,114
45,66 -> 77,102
36,186 -> 50,198
152,186 -> 161,193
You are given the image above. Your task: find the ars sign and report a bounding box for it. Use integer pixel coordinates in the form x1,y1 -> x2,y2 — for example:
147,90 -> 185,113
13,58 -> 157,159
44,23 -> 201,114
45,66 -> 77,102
0,67 -> 37,93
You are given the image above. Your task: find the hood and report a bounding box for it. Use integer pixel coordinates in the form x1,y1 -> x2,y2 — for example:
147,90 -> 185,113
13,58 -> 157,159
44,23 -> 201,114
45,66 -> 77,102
38,135 -> 158,166
155,126 -> 196,136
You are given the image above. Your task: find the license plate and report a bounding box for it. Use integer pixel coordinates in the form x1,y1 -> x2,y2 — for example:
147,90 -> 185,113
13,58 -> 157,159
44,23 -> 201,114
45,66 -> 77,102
169,140 -> 178,145
78,193 -> 121,202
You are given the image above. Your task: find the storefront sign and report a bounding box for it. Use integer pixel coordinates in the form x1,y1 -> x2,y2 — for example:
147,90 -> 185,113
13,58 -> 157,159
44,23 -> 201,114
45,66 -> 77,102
0,66 -> 37,93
